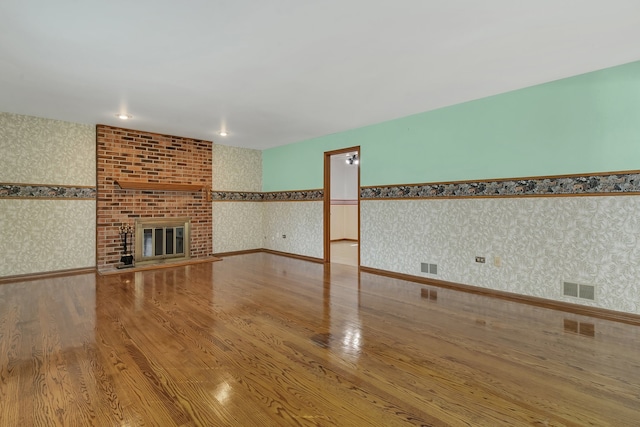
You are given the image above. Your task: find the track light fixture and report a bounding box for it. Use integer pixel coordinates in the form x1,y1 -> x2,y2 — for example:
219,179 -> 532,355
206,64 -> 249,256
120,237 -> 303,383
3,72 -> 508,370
345,154 -> 359,165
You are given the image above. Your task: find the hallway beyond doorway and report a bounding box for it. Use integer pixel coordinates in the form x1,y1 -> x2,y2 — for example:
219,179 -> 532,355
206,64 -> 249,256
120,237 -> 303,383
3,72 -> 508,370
330,240 -> 358,266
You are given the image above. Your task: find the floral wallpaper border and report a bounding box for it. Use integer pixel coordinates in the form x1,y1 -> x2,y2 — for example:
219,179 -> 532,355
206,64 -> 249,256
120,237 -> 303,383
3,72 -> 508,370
2,184 -> 323,201
7,171 -> 639,201
211,191 -> 264,201
211,189 -> 324,201
264,190 -> 323,201
0,184 -> 96,199
361,171 -> 640,199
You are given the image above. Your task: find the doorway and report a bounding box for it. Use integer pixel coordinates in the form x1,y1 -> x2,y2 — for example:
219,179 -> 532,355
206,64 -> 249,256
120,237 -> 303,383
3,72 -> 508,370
323,146 -> 360,266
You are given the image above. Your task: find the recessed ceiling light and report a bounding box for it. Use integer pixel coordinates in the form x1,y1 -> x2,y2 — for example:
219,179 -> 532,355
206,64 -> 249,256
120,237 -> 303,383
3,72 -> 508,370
116,113 -> 132,120
219,131 -> 228,137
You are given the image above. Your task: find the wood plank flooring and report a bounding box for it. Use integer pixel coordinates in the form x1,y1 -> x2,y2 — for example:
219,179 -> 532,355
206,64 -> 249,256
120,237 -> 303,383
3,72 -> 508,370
1,253 -> 639,426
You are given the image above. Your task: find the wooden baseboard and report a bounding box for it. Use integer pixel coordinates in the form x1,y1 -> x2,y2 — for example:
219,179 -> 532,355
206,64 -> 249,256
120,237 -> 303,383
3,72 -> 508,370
215,248 -> 324,264
99,256 -> 222,276
359,266 -> 640,326
0,267 -> 96,284
261,249 -> 324,264
213,249 -> 263,257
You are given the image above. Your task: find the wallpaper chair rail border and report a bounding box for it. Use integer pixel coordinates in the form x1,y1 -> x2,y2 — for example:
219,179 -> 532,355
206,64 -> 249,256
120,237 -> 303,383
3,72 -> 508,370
211,189 -> 323,201
362,170 -> 640,199
1,183 -> 96,199
214,170 -> 640,201
5,170 -> 640,200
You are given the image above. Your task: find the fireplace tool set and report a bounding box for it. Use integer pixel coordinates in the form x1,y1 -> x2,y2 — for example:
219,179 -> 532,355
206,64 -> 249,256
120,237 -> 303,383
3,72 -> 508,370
118,224 -> 134,268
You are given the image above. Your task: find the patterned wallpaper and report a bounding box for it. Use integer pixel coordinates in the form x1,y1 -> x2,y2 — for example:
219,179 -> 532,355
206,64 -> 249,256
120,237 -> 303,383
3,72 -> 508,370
212,144 -> 262,192
0,112 -> 95,186
0,112 -> 96,277
212,199 -> 323,256
213,202 -> 264,253
0,200 -> 96,276
263,201 -> 323,259
211,144 -> 263,253
361,196 -> 640,314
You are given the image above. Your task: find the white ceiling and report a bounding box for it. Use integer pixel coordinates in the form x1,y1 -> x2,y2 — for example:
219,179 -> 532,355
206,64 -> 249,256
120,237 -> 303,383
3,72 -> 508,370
1,1 -> 639,150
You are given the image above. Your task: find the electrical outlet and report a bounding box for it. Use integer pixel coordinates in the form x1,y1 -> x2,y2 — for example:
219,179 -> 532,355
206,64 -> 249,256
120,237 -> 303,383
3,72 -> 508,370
475,256 -> 485,263
494,256 -> 501,267
282,234 -> 286,239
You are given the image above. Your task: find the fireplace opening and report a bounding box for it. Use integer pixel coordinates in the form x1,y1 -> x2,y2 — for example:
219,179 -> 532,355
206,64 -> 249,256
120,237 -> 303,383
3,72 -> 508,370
134,217 -> 191,265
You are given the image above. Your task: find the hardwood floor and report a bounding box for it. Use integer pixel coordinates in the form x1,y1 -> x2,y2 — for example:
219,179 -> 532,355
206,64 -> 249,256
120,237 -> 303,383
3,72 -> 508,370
1,253 -> 639,426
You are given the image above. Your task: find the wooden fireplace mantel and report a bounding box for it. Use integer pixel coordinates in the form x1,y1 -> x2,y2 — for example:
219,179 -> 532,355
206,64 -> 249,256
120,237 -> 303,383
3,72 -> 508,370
115,180 -> 205,192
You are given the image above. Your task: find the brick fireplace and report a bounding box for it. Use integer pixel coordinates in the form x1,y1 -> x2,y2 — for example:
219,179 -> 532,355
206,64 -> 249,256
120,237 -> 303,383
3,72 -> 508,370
96,125 -> 212,272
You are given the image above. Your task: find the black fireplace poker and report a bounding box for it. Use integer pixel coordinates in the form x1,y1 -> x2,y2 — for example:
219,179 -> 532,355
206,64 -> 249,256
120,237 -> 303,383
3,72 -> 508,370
118,224 -> 134,268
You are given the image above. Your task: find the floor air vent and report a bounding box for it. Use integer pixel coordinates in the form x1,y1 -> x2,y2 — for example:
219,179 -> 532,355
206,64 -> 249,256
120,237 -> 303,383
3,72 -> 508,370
563,282 -> 578,297
563,281 -> 595,301
579,284 -> 595,300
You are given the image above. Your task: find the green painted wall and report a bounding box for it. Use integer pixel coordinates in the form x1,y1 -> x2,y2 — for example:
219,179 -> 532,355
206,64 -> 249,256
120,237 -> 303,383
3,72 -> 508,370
263,60 -> 640,191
